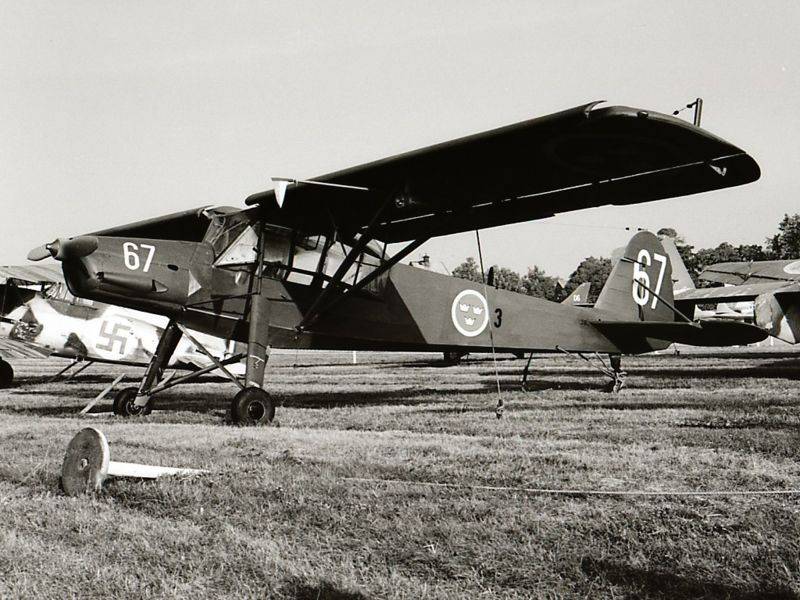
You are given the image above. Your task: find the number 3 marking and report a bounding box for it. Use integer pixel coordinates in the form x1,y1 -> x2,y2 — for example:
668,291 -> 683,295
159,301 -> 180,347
632,249 -> 667,309
123,242 -> 156,272
494,308 -> 503,328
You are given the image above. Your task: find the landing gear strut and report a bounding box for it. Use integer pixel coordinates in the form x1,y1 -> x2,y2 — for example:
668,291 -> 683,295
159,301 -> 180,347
0,360 -> 13,388
551,347 -> 626,393
604,354 -> 626,393
112,320 -> 246,419
232,228 -> 274,426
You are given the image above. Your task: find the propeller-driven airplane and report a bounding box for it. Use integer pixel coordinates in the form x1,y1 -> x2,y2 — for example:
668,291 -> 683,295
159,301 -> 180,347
0,264 -> 244,390
673,255 -> 800,344
29,101 -> 762,424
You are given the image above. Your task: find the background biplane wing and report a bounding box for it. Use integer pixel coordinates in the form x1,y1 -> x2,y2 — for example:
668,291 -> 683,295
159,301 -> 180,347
0,264 -> 64,286
700,260 -> 800,286
676,282 -> 800,304
242,101 -> 760,243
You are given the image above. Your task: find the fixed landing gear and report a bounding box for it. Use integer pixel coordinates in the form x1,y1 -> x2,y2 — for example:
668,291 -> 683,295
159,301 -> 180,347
231,388 -> 275,426
113,387 -> 153,416
0,360 -> 13,388
443,351 -> 467,365
550,347 -> 627,393
112,320 -> 247,421
603,354 -> 626,393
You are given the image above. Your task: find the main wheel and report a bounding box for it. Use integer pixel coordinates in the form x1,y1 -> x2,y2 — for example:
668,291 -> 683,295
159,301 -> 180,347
231,387 -> 275,426
0,360 -> 13,388
112,387 -> 152,417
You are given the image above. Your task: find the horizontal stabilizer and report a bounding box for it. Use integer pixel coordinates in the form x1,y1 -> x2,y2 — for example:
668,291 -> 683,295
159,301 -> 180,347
593,319 -> 767,347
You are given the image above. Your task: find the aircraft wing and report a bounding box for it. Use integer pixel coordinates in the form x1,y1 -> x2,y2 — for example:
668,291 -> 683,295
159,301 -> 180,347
0,264 -> 64,285
700,260 -> 800,285
593,319 -> 768,347
0,337 -> 52,359
243,102 -> 760,243
675,282 -> 799,304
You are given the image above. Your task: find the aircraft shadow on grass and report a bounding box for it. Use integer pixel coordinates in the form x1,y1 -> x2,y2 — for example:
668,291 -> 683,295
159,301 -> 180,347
580,557 -> 798,600
283,579 -> 369,600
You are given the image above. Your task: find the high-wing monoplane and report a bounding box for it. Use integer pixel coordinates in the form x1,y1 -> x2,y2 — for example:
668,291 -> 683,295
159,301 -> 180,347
29,101 -> 762,424
0,264 -> 244,389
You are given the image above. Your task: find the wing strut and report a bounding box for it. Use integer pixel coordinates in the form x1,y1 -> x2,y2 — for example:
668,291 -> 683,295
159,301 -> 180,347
293,191 -> 396,333
295,236 -> 429,334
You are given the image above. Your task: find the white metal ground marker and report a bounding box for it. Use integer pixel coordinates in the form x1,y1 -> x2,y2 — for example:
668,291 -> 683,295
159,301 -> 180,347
60,427 -> 207,496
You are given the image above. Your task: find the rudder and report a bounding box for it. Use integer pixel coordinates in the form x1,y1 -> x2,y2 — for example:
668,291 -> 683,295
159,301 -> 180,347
594,231 -> 674,322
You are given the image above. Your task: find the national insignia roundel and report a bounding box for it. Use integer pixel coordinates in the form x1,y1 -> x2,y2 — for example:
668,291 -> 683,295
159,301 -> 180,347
783,260 -> 800,275
451,289 -> 489,337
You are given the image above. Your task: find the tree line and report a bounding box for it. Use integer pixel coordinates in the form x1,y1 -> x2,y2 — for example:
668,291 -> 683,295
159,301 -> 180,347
451,214 -> 800,303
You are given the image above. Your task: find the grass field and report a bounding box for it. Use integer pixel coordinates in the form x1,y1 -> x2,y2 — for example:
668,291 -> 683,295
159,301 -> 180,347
0,351 -> 799,599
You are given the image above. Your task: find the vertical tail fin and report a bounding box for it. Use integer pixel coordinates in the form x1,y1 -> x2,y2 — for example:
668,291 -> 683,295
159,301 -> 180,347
594,231 -> 674,322
659,237 -> 695,293
562,281 -> 592,305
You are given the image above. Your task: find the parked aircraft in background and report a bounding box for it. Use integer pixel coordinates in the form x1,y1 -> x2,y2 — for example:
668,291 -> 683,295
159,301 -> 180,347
0,265 -> 244,388
30,101 -> 761,424
673,255 -> 800,344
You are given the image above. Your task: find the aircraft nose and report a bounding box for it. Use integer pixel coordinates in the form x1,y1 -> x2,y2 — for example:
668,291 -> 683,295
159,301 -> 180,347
27,236 -> 98,262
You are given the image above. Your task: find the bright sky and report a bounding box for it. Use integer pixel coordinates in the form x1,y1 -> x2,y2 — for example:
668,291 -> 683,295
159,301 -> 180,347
2,1 -> 798,278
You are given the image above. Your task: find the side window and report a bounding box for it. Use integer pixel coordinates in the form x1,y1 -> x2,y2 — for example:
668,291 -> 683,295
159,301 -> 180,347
214,226 -> 259,266
286,235 -> 324,285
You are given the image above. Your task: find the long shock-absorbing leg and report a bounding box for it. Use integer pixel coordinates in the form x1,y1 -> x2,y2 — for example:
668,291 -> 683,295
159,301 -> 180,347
608,353 -> 626,393
521,351 -> 535,391
230,288 -> 275,426
112,320 -> 183,417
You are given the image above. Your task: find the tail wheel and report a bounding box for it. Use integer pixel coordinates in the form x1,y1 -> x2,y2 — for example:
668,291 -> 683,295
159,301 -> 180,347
112,387 -> 152,417
231,387 -> 275,426
443,351 -> 465,365
0,361 -> 13,388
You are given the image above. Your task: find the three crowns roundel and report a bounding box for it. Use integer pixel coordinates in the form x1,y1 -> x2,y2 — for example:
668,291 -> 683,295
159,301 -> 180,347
451,289 -> 489,337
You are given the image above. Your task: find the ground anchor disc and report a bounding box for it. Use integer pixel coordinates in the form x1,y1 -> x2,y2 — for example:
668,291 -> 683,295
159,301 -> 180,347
60,427 -> 110,496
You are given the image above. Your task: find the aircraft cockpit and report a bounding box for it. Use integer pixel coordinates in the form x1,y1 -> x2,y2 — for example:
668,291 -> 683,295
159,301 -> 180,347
203,209 -> 389,295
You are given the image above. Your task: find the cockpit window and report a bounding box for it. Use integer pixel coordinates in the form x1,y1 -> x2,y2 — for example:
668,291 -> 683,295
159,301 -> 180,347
206,211 -> 389,296
204,211 -> 253,259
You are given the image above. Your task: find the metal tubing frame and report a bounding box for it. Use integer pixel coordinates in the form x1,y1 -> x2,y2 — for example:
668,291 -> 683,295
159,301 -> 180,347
297,236 -> 429,333
294,192 -> 396,332
48,358 -> 81,383
65,360 -> 94,381
147,353 -> 246,395
174,323 -> 245,391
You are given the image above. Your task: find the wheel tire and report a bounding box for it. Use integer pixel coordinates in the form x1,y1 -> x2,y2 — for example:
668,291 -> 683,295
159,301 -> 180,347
231,387 -> 275,426
443,351 -> 465,365
112,387 -> 149,417
0,361 -> 13,388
